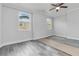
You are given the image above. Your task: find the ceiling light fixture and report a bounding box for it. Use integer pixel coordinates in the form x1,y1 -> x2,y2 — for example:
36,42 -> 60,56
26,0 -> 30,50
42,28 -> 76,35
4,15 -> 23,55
56,7 -> 60,10
56,7 -> 60,12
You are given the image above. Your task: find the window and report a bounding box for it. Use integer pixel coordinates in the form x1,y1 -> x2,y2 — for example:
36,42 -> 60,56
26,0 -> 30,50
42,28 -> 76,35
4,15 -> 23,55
46,18 -> 53,30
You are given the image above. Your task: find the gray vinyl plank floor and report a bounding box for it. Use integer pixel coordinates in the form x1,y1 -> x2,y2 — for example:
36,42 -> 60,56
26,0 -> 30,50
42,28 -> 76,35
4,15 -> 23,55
50,36 -> 79,48
0,40 -> 69,56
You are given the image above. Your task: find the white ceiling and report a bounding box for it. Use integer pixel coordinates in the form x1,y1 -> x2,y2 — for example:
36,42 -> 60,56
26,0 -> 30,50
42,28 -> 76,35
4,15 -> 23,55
2,3 -> 79,18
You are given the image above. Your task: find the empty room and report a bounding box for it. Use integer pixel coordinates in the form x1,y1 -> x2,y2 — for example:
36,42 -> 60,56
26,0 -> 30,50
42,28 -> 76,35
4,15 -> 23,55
0,3 -> 79,56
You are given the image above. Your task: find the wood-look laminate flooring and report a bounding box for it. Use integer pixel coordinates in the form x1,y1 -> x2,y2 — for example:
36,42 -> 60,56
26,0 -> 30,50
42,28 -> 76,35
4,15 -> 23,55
39,36 -> 79,56
0,40 -> 69,56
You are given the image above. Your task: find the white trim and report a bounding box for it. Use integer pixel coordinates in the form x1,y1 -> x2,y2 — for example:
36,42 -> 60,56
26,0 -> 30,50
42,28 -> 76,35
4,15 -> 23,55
0,38 -> 32,48
54,34 -> 79,40
33,35 -> 54,40
33,36 -> 48,40
54,34 -> 67,38
66,36 -> 79,40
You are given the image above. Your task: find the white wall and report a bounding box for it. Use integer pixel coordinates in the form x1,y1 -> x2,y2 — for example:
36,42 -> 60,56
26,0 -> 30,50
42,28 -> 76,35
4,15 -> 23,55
1,6 -> 32,46
54,8 -> 79,40
67,9 -> 79,40
0,4 -> 2,46
33,11 -> 54,40
0,4 -> 54,47
54,15 -> 67,37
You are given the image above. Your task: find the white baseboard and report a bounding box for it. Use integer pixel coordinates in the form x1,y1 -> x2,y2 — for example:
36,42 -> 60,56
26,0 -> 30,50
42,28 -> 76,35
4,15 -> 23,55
54,34 -> 79,40
53,34 -> 67,38
33,35 -> 54,40
33,36 -> 48,40
0,38 -> 32,48
66,36 -> 79,40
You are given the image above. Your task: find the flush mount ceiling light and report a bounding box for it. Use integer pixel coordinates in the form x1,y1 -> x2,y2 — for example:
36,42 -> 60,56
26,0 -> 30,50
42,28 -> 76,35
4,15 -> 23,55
56,7 -> 60,9
49,3 -> 68,12
56,7 -> 60,12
